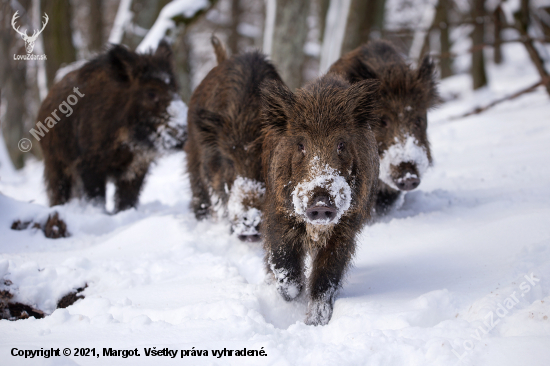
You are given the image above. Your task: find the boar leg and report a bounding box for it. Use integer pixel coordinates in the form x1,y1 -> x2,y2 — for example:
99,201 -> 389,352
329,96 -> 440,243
114,170 -> 148,212
189,173 -> 211,220
306,233 -> 354,326
79,166 -> 106,207
267,236 -> 305,302
44,160 -> 72,206
375,184 -> 401,214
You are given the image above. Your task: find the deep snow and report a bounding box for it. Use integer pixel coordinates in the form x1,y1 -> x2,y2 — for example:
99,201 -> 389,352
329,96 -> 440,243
1,43 -> 550,365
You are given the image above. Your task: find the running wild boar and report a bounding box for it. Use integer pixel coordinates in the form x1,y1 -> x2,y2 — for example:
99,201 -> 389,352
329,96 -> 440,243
261,74 -> 379,325
329,40 -> 439,213
39,41 -> 187,212
185,36 -> 282,242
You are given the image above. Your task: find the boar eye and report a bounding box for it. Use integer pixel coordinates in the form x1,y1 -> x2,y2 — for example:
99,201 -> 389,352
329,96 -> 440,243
298,143 -> 305,153
380,117 -> 388,128
147,91 -> 158,101
337,142 -> 345,153
415,117 -> 424,128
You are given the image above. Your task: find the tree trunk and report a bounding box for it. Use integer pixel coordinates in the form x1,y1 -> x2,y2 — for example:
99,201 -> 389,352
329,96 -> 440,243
174,28 -> 193,104
271,0 -> 309,90
317,0 -> 330,43
88,0 -> 104,53
227,0 -> 242,56
41,0 -> 77,88
341,0 -> 378,55
493,5 -> 503,64
1,0 -> 33,168
538,7 -> 550,39
436,0 -> 452,78
123,0 -> 170,50
409,0 -> 437,63
471,0 -> 487,90
514,0 -> 550,95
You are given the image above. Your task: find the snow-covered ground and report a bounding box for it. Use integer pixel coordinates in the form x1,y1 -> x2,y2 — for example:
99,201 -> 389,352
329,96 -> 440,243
1,43 -> 549,365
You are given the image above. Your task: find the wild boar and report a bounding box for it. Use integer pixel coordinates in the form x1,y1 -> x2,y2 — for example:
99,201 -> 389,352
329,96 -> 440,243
261,74 -> 379,325
329,40 -> 438,213
39,41 -> 187,212
185,36 -> 282,242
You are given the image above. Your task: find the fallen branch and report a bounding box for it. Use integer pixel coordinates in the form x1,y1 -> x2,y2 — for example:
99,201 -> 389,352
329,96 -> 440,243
434,37 -> 550,60
448,80 -> 546,121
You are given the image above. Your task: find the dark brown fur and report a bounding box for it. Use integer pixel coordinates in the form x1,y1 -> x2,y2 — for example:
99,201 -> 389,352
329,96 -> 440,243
329,40 -> 438,213
39,41 -> 185,212
185,38 -> 282,241
261,74 -> 379,325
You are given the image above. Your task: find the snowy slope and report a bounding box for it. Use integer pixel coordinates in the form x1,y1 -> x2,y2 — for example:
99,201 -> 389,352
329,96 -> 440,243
1,43 -> 550,365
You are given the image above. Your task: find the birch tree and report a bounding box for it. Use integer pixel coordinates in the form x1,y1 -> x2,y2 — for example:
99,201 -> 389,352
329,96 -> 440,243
319,0 -> 351,74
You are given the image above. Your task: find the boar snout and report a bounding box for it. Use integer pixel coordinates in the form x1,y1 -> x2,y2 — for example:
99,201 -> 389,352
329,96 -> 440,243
238,233 -> 261,242
156,96 -> 188,151
379,135 -> 429,192
393,162 -> 421,191
306,195 -> 337,223
292,166 -> 352,226
396,176 -> 420,191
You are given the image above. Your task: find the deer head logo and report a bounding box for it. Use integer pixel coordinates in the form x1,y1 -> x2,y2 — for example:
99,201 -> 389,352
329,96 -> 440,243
12,11 -> 48,54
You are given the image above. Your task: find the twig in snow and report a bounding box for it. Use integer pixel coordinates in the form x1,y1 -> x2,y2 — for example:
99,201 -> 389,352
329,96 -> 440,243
448,80 -> 547,121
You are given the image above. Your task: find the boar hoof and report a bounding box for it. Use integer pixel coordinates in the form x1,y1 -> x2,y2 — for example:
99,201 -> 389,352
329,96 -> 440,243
193,204 -> 210,221
276,280 -> 302,302
305,300 -> 333,326
395,177 -> 420,191
237,234 -> 261,242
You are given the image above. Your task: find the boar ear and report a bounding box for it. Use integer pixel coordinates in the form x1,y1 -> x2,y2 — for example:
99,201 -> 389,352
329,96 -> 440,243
346,57 -> 378,83
108,44 -> 138,83
155,39 -> 173,61
345,79 -> 380,129
195,109 -> 226,146
417,55 -> 439,107
260,79 -> 295,134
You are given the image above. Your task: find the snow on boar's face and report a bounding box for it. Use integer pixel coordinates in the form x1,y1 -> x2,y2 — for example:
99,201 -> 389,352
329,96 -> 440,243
373,56 -> 438,192
108,41 -> 187,153
261,75 -> 379,242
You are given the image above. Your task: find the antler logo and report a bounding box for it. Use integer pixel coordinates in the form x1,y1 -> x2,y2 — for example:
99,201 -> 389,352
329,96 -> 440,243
12,10 -> 48,54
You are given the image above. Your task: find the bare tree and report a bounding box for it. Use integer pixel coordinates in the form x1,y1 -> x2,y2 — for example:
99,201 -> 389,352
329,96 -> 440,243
227,0 -> 243,55
270,0 -> 309,90
123,0 -> 170,49
493,5 -> 504,64
88,0 -> 104,53
436,0 -> 452,78
40,0 -> 77,88
514,0 -> 550,95
341,0 -> 385,55
471,0 -> 487,89
1,0 -> 33,168
317,0 -> 330,44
